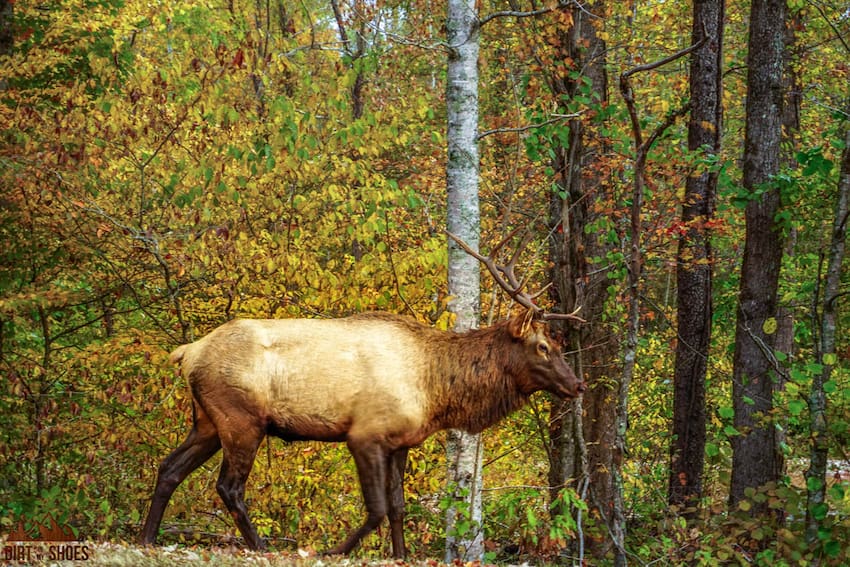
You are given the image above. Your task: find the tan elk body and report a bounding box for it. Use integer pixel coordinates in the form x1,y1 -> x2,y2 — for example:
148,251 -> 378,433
141,246 -> 584,560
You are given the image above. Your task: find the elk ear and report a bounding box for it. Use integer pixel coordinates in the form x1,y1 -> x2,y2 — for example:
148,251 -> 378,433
508,308 -> 538,339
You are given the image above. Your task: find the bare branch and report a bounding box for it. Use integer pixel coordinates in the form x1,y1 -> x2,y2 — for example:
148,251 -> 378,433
479,7 -> 557,27
479,1 -> 584,27
809,0 -> 850,55
619,27 -> 708,152
621,29 -> 708,82
478,112 -> 582,141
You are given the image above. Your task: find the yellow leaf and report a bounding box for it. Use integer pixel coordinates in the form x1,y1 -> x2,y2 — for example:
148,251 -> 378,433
435,311 -> 456,331
762,317 -> 777,335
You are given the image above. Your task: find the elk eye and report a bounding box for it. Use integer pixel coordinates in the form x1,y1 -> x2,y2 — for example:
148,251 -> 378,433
538,343 -> 549,355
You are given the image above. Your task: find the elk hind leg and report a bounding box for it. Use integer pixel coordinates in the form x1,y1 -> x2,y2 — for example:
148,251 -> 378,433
141,402 -> 221,545
215,424 -> 265,550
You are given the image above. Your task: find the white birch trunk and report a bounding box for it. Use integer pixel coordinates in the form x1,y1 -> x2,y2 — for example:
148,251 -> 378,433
444,0 -> 483,561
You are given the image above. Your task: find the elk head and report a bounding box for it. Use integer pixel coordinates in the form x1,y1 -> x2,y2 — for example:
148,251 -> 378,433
507,309 -> 584,398
446,228 -> 585,398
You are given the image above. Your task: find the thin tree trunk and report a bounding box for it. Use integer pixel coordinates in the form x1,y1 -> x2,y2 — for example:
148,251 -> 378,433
729,0 -> 786,518
0,0 -> 11,56
668,0 -> 723,515
444,0 -> 483,561
805,125 -> 850,556
0,0 -> 12,91
331,0 -> 367,120
0,0 -> 15,92
620,35 -> 706,567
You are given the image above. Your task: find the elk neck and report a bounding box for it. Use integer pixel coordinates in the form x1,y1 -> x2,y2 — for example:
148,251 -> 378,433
422,321 -> 530,434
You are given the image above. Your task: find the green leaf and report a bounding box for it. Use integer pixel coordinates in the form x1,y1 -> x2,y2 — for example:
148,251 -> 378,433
824,540 -> 841,558
806,476 -> 824,492
705,443 -> 719,457
790,368 -> 810,384
724,425 -> 741,437
805,362 -> 825,374
526,508 -> 538,528
812,502 -> 829,521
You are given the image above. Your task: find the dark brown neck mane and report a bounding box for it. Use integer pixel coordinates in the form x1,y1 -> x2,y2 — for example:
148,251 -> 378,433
423,322 -> 530,433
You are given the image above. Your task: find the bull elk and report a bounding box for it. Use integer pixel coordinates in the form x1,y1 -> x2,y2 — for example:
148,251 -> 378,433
140,232 -> 584,558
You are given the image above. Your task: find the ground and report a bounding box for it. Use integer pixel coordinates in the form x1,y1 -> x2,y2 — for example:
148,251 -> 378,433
2,541 -> 461,567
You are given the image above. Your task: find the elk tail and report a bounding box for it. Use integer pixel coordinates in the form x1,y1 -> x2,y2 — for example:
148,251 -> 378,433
169,344 -> 189,365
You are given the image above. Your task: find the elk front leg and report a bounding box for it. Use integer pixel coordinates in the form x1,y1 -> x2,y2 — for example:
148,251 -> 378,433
325,438 -> 388,556
387,448 -> 409,559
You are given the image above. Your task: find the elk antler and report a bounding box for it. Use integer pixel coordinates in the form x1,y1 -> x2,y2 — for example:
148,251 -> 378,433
446,229 -> 585,323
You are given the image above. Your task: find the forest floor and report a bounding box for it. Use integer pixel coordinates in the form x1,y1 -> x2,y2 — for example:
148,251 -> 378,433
2,541 -> 459,566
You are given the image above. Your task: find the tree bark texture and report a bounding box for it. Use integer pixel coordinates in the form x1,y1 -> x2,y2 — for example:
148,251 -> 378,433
668,0 -> 723,513
544,2 -> 619,562
729,0 -> 786,512
444,0 -> 483,561
772,4 -> 804,501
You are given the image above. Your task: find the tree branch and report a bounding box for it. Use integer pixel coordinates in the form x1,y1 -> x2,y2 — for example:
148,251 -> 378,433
477,112 -> 582,140
621,29 -> 708,82
619,28 -> 708,153
479,1 -> 584,27
479,6 -> 557,27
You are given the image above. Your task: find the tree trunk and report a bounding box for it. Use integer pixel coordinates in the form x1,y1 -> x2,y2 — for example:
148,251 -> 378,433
0,0 -> 11,58
772,3 -> 803,506
0,0 -> 12,90
444,0 -> 483,561
331,0 -> 367,120
668,0 -> 723,515
544,2 -> 617,562
805,124 -> 850,556
729,0 -> 786,516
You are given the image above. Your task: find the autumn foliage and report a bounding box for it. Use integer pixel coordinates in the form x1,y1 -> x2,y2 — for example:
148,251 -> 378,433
1,0 -> 849,564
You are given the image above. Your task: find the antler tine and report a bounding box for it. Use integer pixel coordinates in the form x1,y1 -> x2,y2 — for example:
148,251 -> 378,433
541,306 -> 586,323
446,229 -> 541,314
444,229 -> 540,311
445,230 -> 523,303
503,230 -> 535,274
498,230 -> 535,295
489,226 -> 525,259
528,282 -> 553,301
